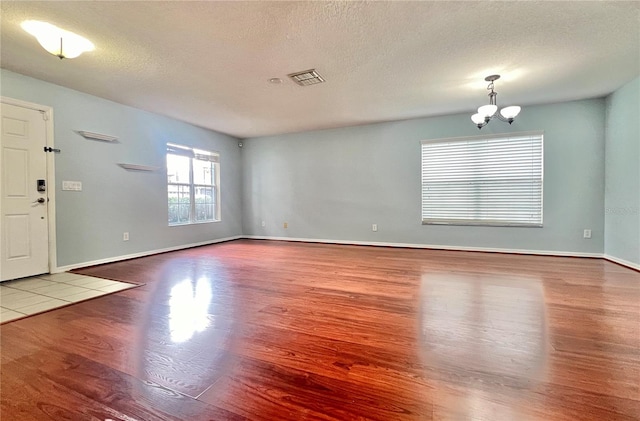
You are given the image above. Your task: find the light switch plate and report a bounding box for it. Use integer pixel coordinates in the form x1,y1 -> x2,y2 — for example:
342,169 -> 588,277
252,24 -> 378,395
62,181 -> 82,191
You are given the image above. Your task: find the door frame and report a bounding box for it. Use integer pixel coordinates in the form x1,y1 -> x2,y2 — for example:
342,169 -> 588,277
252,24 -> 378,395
1,96 -> 58,275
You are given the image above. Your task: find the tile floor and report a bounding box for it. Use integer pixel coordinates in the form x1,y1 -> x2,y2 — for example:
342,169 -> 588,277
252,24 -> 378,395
0,272 -> 137,323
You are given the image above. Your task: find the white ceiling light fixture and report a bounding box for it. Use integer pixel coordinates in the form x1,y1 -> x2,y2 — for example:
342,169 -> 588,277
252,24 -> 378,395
21,20 -> 94,59
471,75 -> 521,129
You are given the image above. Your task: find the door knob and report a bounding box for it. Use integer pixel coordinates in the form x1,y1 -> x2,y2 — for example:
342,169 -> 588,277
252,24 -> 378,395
34,197 -> 46,204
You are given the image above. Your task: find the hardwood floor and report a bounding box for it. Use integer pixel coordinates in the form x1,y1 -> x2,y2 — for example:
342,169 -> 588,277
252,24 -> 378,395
1,239 -> 638,420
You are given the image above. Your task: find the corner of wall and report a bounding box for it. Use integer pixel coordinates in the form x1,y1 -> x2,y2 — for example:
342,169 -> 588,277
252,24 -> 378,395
603,76 -> 640,266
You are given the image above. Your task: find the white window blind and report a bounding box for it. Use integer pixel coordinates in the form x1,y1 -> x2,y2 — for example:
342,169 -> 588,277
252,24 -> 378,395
421,132 -> 543,227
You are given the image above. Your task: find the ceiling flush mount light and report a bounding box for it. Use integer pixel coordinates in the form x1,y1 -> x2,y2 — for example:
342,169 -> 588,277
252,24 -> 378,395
471,75 -> 521,129
21,20 -> 94,59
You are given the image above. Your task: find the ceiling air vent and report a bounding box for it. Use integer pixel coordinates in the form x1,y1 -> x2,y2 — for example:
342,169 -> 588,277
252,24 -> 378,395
288,69 -> 325,86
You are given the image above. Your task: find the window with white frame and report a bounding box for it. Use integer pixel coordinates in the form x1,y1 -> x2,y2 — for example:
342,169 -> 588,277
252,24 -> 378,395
421,132 -> 543,227
167,143 -> 220,225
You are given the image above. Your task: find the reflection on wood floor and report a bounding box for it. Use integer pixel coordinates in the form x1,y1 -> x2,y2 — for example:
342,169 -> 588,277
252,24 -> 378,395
1,239 -> 638,420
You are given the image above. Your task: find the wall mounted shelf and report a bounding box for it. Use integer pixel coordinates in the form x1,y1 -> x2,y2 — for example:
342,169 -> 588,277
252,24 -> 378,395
77,130 -> 118,142
117,163 -> 159,172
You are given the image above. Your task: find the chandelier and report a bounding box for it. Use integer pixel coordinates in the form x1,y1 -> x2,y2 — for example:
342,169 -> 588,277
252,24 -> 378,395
471,75 -> 521,129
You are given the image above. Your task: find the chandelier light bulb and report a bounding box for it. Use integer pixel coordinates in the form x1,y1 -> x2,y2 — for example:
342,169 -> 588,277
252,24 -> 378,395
478,104 -> 498,119
471,113 -> 485,125
500,106 -> 521,120
21,20 -> 94,59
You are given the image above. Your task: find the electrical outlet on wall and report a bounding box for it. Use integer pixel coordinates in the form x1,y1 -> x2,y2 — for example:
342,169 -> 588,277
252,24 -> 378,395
283,222 -> 288,229
261,220 -> 266,227
583,229 -> 592,239
372,224 -> 378,232
123,232 -> 129,241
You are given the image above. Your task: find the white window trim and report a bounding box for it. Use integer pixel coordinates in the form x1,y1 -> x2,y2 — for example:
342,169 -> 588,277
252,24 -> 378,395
167,143 -> 220,226
420,131 -> 544,227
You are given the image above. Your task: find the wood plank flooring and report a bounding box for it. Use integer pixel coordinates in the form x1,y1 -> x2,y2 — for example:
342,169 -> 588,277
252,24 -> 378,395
1,239 -> 638,420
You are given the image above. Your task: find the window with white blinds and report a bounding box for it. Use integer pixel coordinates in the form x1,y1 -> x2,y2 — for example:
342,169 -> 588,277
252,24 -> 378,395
421,132 -> 543,227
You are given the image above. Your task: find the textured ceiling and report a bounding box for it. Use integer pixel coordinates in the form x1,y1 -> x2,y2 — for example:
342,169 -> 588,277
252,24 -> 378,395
1,1 -> 639,139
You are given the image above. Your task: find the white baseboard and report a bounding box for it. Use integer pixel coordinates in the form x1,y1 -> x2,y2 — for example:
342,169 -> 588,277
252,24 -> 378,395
243,235 -> 603,258
53,234 -> 639,274
54,235 -> 243,273
604,254 -> 640,271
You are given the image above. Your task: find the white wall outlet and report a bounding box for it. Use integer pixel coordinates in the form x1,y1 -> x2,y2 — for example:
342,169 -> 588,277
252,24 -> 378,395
261,220 -> 266,227
372,224 -> 378,232
583,229 -> 592,239
123,232 -> 129,241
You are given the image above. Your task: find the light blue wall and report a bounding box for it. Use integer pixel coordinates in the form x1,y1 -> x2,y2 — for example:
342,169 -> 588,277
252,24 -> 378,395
605,77 -> 640,266
242,99 -> 606,255
1,69 -> 242,267
4,67 -> 627,264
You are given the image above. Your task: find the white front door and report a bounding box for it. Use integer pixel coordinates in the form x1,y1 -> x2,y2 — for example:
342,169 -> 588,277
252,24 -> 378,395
1,102 -> 49,281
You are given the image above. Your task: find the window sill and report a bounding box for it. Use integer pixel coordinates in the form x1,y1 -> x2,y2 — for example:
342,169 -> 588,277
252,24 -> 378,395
422,220 -> 543,228
169,219 -> 221,227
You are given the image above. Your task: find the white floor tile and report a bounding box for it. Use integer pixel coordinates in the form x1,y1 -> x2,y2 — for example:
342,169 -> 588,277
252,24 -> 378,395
72,278 -> 122,289
1,306 -> 20,314
0,292 -> 36,304
2,293 -> 52,311
97,283 -> 134,293
0,274 -> 138,323
36,272 -> 85,283
64,289 -> 108,303
1,279 -> 33,289
0,309 -> 25,323
64,276 -> 104,288
0,280 -> 24,289
3,278 -> 57,291
17,298 -> 69,315
40,286 -> 92,300
0,286 -> 32,297
31,282 -> 86,295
